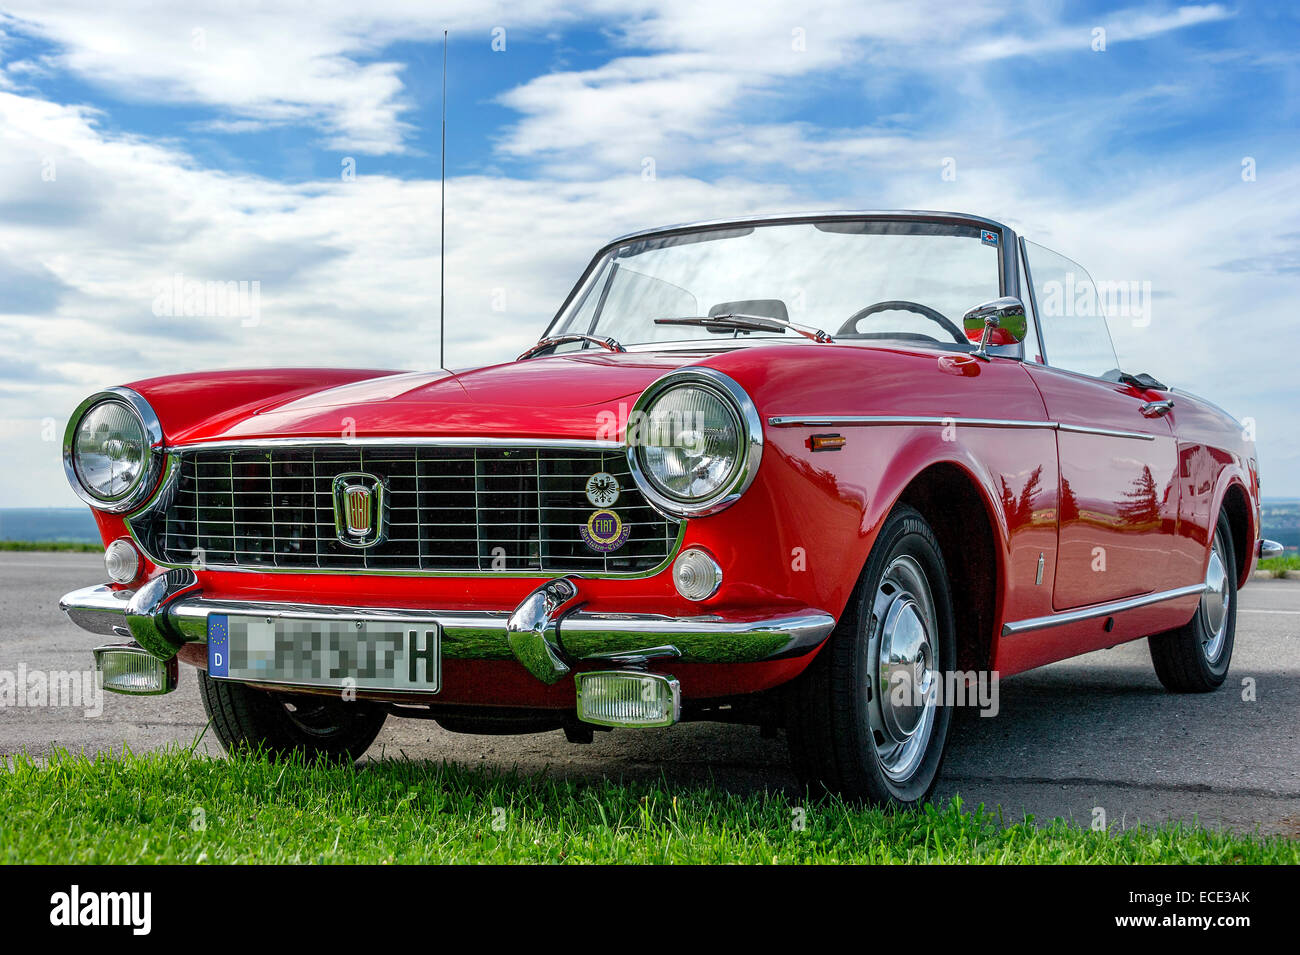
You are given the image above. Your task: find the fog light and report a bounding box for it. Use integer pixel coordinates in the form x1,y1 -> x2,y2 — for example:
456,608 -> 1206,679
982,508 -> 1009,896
672,548 -> 722,601
104,539 -> 141,584
575,670 -> 681,727
93,644 -> 178,695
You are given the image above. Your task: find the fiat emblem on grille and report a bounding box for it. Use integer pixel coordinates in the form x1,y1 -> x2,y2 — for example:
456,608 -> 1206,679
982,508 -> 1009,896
331,472 -> 387,548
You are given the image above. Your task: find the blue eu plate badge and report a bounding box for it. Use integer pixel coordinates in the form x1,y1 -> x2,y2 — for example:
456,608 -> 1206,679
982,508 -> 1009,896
208,614 -> 229,677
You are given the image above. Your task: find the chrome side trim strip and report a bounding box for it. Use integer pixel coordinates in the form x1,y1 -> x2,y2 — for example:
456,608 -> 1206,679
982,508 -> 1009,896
164,436 -> 624,452
1057,423 -> 1157,441
768,415 -> 1157,441
768,415 -> 1054,430
1001,583 -> 1208,637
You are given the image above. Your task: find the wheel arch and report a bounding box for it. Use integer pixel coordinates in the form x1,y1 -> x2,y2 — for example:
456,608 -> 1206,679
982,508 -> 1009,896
1217,477 -> 1254,587
892,461 -> 1004,674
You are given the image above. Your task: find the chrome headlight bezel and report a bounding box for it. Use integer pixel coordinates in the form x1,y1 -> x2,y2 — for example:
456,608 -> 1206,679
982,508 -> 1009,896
63,387 -> 165,514
625,368 -> 763,518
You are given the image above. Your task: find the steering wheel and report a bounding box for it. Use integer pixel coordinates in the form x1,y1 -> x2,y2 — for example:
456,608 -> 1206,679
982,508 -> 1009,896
837,300 -> 967,345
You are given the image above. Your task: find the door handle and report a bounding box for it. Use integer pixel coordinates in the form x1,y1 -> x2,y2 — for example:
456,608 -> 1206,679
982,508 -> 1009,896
1140,399 -> 1174,417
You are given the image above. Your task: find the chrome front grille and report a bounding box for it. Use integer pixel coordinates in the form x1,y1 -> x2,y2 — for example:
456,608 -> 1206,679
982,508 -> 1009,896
133,445 -> 679,574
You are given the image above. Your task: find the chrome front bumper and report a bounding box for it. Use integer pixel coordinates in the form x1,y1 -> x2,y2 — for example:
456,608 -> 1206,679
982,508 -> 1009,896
59,571 -> 836,685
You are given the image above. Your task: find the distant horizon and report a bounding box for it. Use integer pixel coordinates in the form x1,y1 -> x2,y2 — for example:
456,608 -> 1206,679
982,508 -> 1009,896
4,501 -> 1298,551
8,496 -> 1300,512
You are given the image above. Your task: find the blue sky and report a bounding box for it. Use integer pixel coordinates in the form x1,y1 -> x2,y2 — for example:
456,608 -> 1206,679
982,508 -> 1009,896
0,1 -> 1298,505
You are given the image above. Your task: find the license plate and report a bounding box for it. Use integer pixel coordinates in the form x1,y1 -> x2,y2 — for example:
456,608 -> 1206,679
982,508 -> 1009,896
207,614 -> 440,693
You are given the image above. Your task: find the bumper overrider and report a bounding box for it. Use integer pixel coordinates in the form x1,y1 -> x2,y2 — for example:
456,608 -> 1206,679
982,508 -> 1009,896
60,570 -> 835,725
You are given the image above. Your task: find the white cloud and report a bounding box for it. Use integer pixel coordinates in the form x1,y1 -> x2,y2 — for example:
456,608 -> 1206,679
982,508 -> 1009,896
494,1 -> 1011,174
2,2 -> 499,154
0,88 -> 811,505
964,4 -> 1234,61
1,2 -> 1232,163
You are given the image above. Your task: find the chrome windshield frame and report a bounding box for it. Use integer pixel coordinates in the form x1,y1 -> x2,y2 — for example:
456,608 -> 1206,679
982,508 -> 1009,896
543,210 -> 1024,360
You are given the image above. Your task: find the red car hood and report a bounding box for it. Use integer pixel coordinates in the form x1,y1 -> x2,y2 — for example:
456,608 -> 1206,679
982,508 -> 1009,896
133,352 -> 704,445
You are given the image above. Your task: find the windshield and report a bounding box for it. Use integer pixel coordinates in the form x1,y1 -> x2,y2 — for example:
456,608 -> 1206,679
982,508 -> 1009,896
552,219 -> 1002,348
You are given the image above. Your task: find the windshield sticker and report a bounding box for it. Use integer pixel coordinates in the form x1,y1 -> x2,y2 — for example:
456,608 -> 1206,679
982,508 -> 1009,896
981,229 -> 999,247
585,472 -> 620,507
581,509 -> 630,553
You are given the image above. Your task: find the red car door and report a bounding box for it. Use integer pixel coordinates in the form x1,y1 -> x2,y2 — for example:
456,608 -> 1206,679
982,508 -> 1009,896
1021,240 -> 1180,610
1026,365 -> 1179,608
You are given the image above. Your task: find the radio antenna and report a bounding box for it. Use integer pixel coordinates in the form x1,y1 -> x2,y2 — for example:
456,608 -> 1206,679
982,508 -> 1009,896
439,29 -> 448,370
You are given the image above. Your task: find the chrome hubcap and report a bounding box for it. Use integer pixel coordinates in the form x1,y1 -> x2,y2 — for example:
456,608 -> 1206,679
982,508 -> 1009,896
1199,533 -> 1230,663
868,555 -> 938,783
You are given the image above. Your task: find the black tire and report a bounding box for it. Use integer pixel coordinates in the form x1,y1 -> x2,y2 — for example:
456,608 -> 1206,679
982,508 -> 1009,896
1148,511 -> 1237,692
785,504 -> 957,806
198,673 -> 388,761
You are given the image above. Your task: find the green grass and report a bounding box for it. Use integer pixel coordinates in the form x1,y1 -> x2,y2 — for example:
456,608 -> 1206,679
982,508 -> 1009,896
1,746 -> 1295,864
1259,554 -> 1299,578
0,539 -> 102,552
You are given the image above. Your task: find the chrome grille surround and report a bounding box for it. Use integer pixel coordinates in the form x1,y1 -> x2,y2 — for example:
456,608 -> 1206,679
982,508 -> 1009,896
128,440 -> 682,576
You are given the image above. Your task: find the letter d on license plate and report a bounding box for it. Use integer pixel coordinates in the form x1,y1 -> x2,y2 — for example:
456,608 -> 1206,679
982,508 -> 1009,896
207,614 -> 441,693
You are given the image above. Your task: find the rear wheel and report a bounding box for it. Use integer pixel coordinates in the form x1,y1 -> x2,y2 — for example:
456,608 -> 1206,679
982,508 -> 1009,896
1148,511 -> 1237,692
785,504 -> 956,806
198,673 -> 388,761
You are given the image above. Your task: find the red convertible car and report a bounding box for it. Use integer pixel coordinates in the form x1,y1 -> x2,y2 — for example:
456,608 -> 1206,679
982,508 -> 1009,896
59,211 -> 1280,805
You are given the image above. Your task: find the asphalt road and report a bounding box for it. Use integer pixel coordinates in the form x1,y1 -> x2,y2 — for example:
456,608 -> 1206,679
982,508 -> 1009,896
3,552 -> 1298,835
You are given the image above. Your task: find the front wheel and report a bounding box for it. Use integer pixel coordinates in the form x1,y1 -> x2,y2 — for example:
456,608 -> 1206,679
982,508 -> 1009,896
198,673 -> 388,761
785,504 -> 957,806
1148,511 -> 1238,692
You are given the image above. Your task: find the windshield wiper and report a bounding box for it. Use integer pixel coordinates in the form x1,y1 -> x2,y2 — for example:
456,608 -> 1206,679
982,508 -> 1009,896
517,334 -> 626,361
653,313 -> 834,343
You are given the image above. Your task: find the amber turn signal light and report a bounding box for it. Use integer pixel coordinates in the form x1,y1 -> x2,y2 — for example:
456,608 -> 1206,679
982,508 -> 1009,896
808,433 -> 846,452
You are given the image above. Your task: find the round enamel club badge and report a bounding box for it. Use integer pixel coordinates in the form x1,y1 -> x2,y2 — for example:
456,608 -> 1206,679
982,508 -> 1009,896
585,471 -> 620,507
581,508 -> 630,553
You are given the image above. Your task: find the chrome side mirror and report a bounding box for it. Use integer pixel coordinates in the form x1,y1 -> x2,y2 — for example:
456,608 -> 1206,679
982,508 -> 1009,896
962,296 -> 1027,361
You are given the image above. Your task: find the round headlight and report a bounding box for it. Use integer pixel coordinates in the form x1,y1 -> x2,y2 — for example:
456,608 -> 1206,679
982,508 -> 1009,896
628,370 -> 762,517
64,389 -> 163,513
641,386 -> 740,499
74,400 -> 147,501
